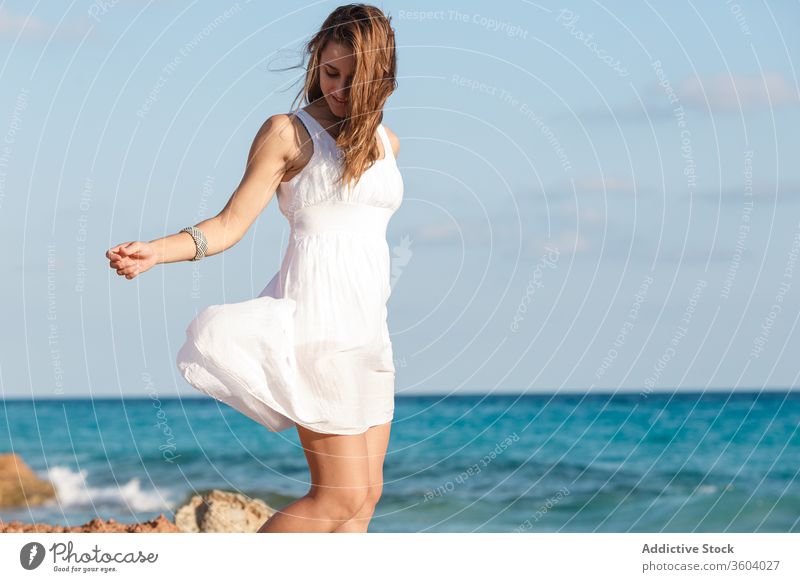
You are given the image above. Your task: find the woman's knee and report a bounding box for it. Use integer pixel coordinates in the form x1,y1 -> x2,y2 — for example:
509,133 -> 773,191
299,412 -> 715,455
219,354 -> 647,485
364,481 -> 383,509
314,486 -> 370,521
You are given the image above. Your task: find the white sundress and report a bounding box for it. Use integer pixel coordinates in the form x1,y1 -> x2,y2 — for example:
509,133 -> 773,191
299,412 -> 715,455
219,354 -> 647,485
176,107 -> 404,435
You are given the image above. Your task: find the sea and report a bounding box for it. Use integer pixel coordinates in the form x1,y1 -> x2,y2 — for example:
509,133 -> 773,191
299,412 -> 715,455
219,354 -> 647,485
1,391 -> 798,532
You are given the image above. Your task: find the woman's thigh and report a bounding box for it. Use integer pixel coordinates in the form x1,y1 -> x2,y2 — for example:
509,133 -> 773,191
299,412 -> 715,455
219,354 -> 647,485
295,423 -> 371,500
363,421 -> 391,494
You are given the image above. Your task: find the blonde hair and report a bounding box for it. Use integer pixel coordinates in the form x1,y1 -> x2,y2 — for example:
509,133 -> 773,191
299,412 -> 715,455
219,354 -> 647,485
288,4 -> 398,189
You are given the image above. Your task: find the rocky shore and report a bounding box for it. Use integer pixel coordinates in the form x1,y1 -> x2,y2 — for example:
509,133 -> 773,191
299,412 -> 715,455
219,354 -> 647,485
0,514 -> 180,533
0,453 -> 277,533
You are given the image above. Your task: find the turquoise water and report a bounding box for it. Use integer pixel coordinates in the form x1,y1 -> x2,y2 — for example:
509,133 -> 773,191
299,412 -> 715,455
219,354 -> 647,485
1,391 -> 798,532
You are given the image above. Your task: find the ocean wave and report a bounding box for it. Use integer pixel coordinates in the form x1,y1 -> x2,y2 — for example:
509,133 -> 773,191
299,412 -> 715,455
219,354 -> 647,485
43,465 -> 173,512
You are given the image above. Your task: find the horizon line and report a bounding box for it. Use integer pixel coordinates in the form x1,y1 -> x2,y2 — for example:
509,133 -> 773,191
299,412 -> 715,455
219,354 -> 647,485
1,387 -> 798,401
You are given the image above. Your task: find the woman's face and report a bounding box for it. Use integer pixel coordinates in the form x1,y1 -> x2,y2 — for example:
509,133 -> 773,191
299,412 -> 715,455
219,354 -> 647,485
318,41 -> 354,118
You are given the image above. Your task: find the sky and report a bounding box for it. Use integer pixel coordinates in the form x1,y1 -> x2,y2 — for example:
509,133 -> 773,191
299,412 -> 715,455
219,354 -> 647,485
1,0 -> 799,398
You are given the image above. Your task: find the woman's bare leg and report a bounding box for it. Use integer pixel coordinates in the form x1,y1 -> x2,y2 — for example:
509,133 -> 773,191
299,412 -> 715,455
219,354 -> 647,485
257,423 -> 370,533
332,421 -> 391,533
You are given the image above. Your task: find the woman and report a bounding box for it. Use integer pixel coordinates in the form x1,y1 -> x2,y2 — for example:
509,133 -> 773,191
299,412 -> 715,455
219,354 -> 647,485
105,4 -> 402,533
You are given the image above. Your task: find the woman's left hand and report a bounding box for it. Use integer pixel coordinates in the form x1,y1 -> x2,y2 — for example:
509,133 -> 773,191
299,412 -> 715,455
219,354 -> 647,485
106,241 -> 157,280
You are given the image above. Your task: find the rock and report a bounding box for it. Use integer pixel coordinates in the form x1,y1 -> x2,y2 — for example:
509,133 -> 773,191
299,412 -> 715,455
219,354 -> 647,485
174,489 -> 276,532
0,453 -> 56,507
0,474 -> 274,533
0,514 -> 180,533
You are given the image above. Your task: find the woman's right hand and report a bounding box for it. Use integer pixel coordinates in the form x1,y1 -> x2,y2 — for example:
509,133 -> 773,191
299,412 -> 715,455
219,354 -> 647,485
106,241 -> 157,280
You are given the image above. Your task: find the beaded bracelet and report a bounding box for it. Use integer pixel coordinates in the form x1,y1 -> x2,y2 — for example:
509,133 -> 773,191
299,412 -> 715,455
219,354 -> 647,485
179,226 -> 208,261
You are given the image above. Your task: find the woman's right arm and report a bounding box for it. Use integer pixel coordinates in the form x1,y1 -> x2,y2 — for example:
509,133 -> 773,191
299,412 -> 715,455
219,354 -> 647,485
107,114 -> 296,278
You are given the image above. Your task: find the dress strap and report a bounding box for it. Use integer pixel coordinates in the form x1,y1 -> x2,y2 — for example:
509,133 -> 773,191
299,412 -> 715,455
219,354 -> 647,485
295,108 -> 392,163
378,124 -> 395,163
294,108 -> 339,158
294,108 -> 317,133
293,109 -> 320,146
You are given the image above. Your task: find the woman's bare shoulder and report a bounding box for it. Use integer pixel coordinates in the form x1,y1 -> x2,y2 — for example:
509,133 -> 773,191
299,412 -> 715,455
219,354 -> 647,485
254,114 -> 300,151
249,113 -> 311,171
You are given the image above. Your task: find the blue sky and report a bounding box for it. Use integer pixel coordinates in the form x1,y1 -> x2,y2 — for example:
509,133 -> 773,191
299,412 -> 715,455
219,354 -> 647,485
1,0 -> 799,397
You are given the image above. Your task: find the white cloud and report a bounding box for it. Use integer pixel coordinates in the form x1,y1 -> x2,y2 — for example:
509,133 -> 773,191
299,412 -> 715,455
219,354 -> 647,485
574,71 -> 799,124
675,72 -> 800,111
530,230 -> 592,256
574,176 -> 637,195
0,8 -> 54,38
414,221 -> 463,243
0,7 -> 90,40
